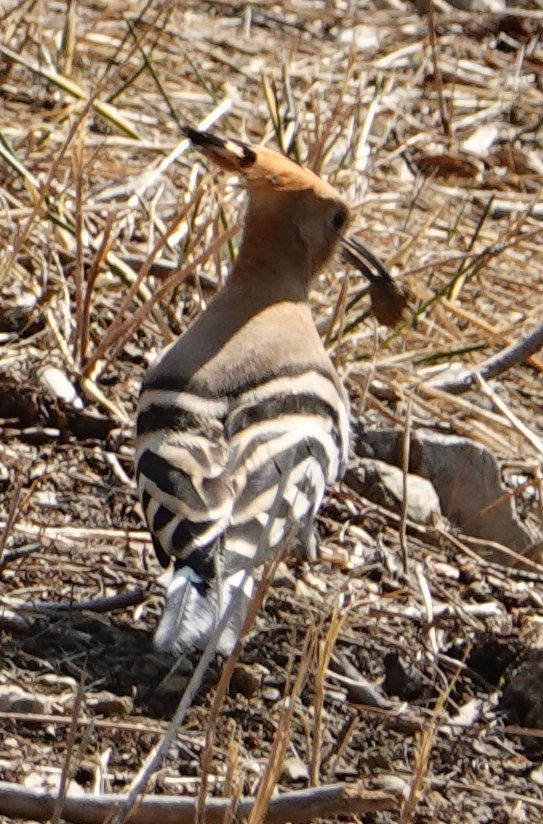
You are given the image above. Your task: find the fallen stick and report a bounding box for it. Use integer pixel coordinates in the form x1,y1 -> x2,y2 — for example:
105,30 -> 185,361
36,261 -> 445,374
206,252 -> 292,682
427,321 -> 543,395
0,780 -> 399,824
1,590 -> 147,637
28,588 -> 147,615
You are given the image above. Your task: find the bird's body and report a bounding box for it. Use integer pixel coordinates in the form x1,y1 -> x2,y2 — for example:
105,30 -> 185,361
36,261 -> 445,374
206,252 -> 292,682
136,128 -> 374,655
137,297 -> 349,653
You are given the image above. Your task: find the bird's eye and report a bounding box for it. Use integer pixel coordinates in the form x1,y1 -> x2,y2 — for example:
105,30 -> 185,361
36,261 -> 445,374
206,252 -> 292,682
331,208 -> 347,232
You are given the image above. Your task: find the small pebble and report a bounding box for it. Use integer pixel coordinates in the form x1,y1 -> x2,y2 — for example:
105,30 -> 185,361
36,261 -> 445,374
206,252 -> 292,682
0,685 -> 47,715
261,687 -> 281,702
280,756 -> 309,784
230,664 -> 261,698
86,692 -> 133,717
40,366 -> 83,408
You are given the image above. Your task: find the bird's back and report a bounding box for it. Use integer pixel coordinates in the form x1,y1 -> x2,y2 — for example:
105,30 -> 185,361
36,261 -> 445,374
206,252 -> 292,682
136,295 -> 349,653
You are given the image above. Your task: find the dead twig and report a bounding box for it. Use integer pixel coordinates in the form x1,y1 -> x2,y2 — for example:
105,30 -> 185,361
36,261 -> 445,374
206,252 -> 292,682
51,679 -> 86,824
427,0 -> 451,139
400,395 -> 412,575
26,589 -> 147,615
427,321 -> 543,394
1,589 -> 146,636
0,780 -> 399,824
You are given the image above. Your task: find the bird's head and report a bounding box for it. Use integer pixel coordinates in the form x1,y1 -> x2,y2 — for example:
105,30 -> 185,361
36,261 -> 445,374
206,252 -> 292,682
182,127 -> 351,289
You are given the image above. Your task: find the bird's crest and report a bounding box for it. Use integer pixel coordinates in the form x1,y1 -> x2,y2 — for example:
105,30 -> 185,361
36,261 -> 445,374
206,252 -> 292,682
182,126 -> 339,198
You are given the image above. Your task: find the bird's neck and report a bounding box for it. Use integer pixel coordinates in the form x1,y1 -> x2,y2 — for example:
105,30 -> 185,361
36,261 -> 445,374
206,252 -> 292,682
229,209 -> 312,303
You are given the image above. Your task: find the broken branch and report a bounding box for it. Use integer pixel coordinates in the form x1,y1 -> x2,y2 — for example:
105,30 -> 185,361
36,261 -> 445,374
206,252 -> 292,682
0,781 -> 399,824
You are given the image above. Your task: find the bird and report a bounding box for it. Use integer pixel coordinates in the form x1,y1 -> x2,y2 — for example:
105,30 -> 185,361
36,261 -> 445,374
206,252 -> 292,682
135,126 -> 388,656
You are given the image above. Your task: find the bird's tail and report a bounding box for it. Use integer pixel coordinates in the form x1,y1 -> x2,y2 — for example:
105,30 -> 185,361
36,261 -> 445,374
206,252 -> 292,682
153,565 -> 255,656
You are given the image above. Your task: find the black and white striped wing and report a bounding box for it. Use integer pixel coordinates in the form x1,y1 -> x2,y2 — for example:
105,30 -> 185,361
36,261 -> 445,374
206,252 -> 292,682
136,367 -> 348,573
135,366 -> 349,654
135,388 -> 233,569
221,368 -> 350,574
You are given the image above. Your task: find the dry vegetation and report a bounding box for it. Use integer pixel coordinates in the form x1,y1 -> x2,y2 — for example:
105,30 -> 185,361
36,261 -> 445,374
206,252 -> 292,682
1,0 -> 543,821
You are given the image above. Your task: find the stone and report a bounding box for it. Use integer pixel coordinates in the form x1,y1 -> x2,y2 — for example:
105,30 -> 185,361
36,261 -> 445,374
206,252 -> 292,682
345,458 -> 441,525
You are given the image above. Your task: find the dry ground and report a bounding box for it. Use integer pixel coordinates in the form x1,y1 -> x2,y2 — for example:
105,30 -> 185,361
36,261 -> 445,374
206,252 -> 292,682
1,1 -> 543,822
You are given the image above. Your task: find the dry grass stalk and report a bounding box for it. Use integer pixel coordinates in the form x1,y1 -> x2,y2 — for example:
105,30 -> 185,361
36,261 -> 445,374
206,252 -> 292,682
71,116 -> 86,367
80,188 -> 205,375
51,677 -> 86,824
400,657 -> 464,823
309,606 -> 348,786
195,556 -> 284,824
0,45 -> 141,139
79,214 -> 116,364
400,395 -> 413,575
58,0 -> 77,77
247,631 -> 315,824
218,733 -> 242,824
88,217 -> 241,378
107,586 -> 251,824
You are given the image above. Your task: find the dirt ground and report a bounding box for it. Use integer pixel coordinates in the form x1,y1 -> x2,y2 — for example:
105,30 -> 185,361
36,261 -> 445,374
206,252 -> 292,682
1,1 -> 543,821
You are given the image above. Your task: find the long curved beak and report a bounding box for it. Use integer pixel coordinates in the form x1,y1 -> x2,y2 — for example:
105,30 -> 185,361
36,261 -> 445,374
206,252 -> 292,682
340,234 -> 409,328
340,234 -> 393,286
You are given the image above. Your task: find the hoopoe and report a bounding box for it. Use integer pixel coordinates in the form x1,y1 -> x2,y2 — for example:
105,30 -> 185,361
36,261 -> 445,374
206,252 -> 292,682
136,127 -> 384,655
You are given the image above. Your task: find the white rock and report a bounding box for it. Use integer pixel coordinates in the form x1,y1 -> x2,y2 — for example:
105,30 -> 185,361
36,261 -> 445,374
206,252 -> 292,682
0,685 -> 47,714
40,366 -> 83,409
347,458 -> 441,525
357,429 -> 535,558
281,756 -> 309,784
530,764 -> 543,787
462,124 -> 498,156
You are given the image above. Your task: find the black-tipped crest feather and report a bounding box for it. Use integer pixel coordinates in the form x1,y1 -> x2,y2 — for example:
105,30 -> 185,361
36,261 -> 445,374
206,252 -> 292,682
182,126 -> 256,169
